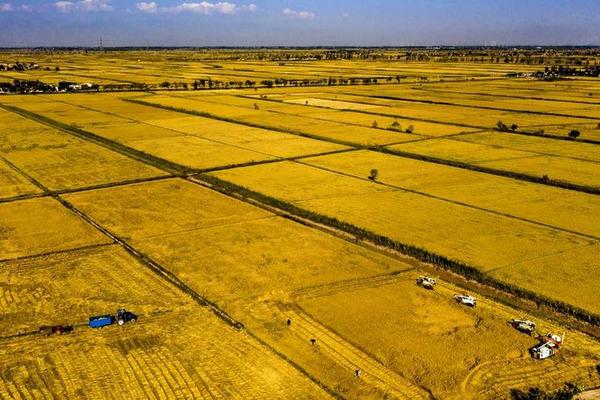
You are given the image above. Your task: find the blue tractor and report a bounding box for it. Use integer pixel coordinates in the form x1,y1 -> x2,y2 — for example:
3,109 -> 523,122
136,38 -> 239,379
89,309 -> 138,329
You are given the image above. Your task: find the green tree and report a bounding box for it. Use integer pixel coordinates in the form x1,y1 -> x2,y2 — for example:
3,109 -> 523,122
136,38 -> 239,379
568,130 -> 581,139
369,169 -> 378,181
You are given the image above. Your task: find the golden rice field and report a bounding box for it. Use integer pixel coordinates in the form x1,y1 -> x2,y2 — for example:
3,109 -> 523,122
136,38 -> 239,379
1,52 -> 599,399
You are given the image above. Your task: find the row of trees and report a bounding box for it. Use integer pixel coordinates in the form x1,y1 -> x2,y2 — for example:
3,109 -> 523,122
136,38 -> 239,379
497,120 -> 590,140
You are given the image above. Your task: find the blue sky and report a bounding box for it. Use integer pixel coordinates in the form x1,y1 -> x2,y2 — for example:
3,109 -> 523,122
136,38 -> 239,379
0,0 -> 599,47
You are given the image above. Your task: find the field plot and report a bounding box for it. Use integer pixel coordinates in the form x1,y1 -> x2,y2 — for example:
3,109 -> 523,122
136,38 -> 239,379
0,197 -> 108,261
339,84 -> 600,119
389,138 -> 600,188
296,276 -> 600,400
0,309 -> 330,400
265,89 -> 593,129
212,161 -> 600,315
62,178 -> 405,304
0,188 -> 330,399
132,92 -> 421,145
0,158 -> 41,200
0,94 -> 347,170
191,92 -> 475,137
416,78 -> 600,103
456,131 -> 600,162
0,244 -> 189,336
300,150 -> 600,238
0,107 -> 166,191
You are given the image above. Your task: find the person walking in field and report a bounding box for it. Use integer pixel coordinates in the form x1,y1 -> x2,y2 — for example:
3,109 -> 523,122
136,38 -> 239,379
355,369 -> 362,378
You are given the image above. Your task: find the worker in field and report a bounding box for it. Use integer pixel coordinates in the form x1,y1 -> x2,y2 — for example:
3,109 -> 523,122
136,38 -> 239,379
355,369 -> 362,378
310,338 -> 316,345
287,319 -> 291,327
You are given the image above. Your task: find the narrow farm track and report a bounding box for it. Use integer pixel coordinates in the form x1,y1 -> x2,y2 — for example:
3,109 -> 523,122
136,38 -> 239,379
275,305 -> 430,400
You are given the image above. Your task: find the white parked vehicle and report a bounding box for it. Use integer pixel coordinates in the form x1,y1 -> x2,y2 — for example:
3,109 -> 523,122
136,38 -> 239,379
416,276 -> 436,290
453,294 -> 477,307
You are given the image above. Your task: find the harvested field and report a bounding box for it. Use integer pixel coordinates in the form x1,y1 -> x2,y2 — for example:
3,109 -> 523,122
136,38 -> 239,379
0,158 -> 41,200
0,107 -> 167,190
0,197 -> 109,261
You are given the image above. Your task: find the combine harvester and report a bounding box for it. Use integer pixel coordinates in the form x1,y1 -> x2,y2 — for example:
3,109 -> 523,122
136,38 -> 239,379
508,318 -> 537,336
530,333 -> 565,360
89,309 -> 138,329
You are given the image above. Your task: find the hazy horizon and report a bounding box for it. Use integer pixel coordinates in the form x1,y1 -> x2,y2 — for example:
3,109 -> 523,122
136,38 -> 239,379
1,0 -> 599,47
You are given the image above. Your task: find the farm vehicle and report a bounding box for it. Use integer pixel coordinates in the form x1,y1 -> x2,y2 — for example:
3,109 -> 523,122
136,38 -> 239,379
39,325 -> 74,336
89,309 -> 138,329
530,333 -> 564,360
453,294 -> 477,307
416,276 -> 436,290
508,318 -> 536,336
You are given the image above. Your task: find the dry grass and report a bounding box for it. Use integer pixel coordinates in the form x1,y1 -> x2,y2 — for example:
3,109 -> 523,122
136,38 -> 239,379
0,197 -> 108,260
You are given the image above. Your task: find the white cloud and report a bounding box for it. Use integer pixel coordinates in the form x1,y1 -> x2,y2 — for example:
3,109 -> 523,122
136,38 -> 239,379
54,1 -> 73,12
163,2 -> 238,15
136,1 -> 157,13
242,3 -> 256,12
282,8 -> 315,19
20,4 -> 32,11
54,0 -> 112,12
341,12 -> 349,18
0,2 -> 13,11
137,2 -> 256,15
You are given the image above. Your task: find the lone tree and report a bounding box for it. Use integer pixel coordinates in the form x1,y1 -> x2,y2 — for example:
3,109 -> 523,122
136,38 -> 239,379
496,121 -> 509,132
568,130 -> 581,139
510,124 -> 518,132
372,120 -> 379,128
369,169 -> 379,181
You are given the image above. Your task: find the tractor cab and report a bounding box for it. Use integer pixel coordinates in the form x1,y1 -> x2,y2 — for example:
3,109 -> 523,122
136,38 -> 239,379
116,309 -> 138,326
